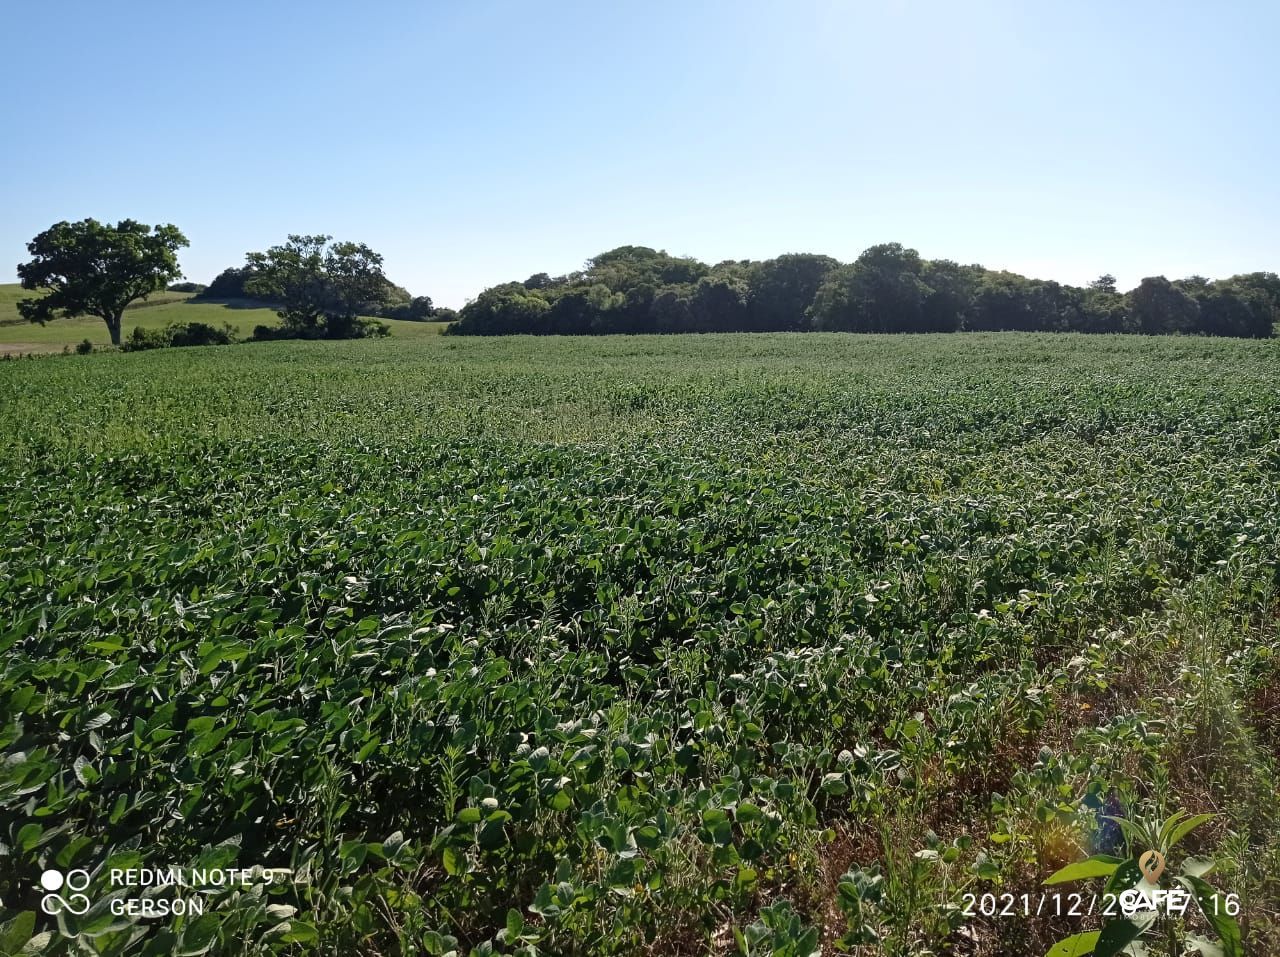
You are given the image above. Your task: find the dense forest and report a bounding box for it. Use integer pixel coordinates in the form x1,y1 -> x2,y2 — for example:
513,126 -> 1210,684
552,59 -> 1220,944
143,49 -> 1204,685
447,243 -> 1280,337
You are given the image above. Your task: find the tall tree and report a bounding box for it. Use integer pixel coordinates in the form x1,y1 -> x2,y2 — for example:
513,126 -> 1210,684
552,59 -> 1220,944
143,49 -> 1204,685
17,219 -> 188,346
584,246 -> 708,289
1129,277 -> 1200,335
245,235 -> 390,339
690,274 -> 749,332
1227,272 -> 1280,332
452,283 -> 552,335
1081,279 -> 1131,333
747,254 -> 839,331
919,259 -> 978,332
547,285 -> 621,334
1190,281 -> 1274,338
967,272 -> 1039,331
811,243 -> 932,332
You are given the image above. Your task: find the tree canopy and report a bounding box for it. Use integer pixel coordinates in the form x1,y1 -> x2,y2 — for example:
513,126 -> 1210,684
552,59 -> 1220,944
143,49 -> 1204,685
16,219 -> 189,345
243,235 -> 393,340
445,244 -> 1279,339
196,265 -> 263,301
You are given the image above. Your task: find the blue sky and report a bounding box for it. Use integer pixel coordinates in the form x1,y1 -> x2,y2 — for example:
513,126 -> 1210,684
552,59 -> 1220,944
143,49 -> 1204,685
2,0 -> 1276,307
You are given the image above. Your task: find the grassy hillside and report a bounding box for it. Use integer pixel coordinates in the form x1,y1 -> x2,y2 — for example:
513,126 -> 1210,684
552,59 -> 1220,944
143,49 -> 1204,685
0,283 -> 446,353
1,333 -> 1277,954
0,283 -> 197,322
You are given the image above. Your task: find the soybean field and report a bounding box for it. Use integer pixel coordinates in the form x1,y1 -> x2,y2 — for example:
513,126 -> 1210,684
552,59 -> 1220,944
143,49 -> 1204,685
1,333 -> 1278,956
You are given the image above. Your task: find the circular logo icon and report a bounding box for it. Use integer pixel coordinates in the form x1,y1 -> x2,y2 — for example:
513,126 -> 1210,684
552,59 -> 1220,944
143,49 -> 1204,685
40,869 -> 65,891
39,869 -> 91,916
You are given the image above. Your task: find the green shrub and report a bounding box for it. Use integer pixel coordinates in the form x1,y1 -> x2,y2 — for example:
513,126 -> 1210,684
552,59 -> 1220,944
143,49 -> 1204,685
121,321 -> 238,351
122,326 -> 170,351
166,321 -> 237,347
356,317 -> 391,338
250,316 -> 390,342
251,323 -> 287,341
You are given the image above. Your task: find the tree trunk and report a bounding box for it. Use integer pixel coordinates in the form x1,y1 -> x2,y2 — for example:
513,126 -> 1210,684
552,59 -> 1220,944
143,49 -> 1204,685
107,314 -> 122,347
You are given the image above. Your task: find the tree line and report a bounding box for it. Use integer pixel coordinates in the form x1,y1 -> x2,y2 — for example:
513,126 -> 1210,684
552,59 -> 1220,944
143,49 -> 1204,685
14,221 -> 1278,347
447,244 -> 1279,338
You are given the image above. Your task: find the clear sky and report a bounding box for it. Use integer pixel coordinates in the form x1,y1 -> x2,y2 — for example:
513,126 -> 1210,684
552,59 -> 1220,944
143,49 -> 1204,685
2,0 -> 1276,307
